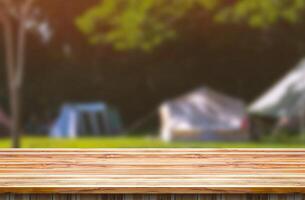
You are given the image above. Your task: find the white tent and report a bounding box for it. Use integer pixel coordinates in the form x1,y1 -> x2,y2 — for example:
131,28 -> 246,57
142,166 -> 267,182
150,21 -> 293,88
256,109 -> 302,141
249,59 -> 305,119
159,87 -> 248,142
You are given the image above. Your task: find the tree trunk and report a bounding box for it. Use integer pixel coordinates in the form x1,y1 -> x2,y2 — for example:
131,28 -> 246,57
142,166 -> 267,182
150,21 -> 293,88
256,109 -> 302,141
2,14 -> 21,148
10,4 -> 29,148
1,0 -> 34,148
2,9 -> 25,148
9,86 -> 21,148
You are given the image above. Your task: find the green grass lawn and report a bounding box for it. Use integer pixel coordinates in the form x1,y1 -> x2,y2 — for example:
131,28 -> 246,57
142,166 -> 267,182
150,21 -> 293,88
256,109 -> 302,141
0,136 -> 305,148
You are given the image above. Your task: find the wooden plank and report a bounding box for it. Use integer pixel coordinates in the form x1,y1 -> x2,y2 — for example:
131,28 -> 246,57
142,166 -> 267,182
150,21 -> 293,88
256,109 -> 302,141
0,194 -> 304,200
0,149 -> 305,194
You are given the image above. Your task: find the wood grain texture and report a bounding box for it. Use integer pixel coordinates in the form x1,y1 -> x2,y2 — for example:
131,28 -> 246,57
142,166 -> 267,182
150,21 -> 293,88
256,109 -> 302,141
0,149 -> 305,194
1,194 -> 305,200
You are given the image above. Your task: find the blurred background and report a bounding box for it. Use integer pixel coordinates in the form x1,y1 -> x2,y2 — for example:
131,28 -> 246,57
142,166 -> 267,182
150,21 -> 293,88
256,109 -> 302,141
1,0 -> 305,148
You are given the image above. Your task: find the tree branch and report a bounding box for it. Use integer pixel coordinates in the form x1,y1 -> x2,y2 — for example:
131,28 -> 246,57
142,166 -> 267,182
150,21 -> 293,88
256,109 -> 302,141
2,13 -> 16,90
15,0 -> 35,87
0,0 -> 10,23
0,0 -> 18,18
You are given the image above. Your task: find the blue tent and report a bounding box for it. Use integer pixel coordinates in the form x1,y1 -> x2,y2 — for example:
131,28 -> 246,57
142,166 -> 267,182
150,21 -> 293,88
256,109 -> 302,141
50,102 -> 122,138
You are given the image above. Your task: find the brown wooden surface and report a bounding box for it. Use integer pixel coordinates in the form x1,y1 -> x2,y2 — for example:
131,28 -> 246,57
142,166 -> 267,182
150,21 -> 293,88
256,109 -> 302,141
0,149 -> 305,194
1,194 -> 305,200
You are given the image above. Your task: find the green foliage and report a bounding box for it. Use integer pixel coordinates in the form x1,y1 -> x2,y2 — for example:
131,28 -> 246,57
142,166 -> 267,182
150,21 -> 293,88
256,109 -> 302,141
76,0 -> 305,51
76,0 -> 219,51
216,0 -> 305,28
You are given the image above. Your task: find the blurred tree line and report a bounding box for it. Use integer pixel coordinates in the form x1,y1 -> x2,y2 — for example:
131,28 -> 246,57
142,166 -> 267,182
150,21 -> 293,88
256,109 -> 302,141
76,0 -> 305,50
1,0 -> 305,146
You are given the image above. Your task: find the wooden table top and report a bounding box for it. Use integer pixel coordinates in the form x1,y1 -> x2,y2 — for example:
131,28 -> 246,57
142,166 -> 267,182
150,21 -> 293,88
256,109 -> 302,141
0,149 -> 305,194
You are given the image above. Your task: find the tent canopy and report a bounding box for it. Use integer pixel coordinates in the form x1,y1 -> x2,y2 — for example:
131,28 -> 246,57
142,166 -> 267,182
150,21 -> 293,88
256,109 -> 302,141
50,102 -> 122,138
160,87 -> 247,141
249,59 -> 305,118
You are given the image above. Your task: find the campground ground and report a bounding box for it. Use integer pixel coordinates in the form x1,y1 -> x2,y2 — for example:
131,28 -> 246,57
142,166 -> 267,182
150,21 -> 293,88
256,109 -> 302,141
0,136 -> 305,148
